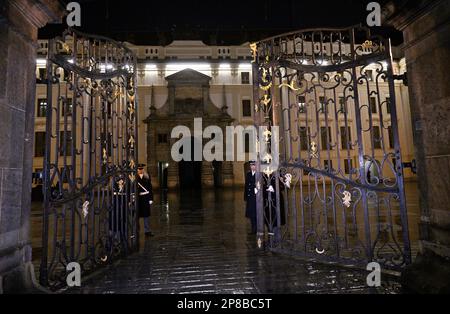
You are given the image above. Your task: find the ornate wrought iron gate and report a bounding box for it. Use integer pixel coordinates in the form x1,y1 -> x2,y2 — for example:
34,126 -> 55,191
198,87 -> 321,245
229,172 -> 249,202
252,26 -> 411,271
40,29 -> 139,289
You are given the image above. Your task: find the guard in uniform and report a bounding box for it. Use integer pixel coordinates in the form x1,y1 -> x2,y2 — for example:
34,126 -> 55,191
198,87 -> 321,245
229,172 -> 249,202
262,172 -> 287,234
137,164 -> 154,237
244,161 -> 257,235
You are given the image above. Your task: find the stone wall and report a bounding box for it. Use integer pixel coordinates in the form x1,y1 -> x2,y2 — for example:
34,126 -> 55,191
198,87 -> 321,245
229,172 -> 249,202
0,0 -> 62,293
385,0 -> 450,293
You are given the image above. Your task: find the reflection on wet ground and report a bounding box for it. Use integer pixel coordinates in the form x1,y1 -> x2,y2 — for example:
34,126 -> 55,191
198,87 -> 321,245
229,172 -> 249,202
31,182 -> 420,294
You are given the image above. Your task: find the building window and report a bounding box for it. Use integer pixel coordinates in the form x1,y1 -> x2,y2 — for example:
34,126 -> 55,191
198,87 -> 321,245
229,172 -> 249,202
158,134 -> 168,144
35,132 -> 46,157
319,96 -> 326,113
386,97 -> 391,114
344,159 -> 353,174
339,97 -> 347,114
241,72 -> 250,84
37,68 -> 47,83
373,126 -> 382,149
244,133 -> 250,153
370,97 -> 377,114
324,160 -> 333,172
320,126 -> 332,150
299,127 -> 309,151
37,98 -> 47,117
388,126 -> 395,149
242,99 -> 252,117
62,98 -> 73,117
366,70 -> 373,81
298,96 -> 306,113
340,126 -> 352,150
59,131 -> 72,156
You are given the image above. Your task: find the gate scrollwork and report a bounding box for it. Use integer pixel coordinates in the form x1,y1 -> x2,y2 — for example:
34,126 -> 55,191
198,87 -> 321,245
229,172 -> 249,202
40,29 -> 139,289
252,26 -> 411,271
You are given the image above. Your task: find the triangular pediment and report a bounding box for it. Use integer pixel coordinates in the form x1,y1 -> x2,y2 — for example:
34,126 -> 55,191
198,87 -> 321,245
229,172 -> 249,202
165,68 -> 211,83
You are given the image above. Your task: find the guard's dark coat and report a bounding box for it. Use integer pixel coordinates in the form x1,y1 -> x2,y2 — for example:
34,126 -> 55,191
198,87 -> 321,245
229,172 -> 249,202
263,174 -> 286,231
137,175 -> 153,218
244,171 -> 257,223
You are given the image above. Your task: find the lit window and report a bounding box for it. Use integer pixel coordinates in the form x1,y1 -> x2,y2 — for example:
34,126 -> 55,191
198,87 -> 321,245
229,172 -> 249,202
37,98 -> 47,117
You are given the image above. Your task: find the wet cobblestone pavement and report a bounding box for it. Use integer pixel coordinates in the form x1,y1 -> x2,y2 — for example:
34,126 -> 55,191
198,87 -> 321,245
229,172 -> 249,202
65,188 -> 404,294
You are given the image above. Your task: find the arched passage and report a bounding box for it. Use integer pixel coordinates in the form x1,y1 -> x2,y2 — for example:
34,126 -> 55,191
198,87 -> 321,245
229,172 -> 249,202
178,137 -> 202,189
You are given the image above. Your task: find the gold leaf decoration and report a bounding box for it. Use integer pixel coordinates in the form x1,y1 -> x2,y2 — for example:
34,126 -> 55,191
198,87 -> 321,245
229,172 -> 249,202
261,95 -> 271,107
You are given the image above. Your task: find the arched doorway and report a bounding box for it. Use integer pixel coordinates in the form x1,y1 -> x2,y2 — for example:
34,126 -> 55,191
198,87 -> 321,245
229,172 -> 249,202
178,137 -> 202,189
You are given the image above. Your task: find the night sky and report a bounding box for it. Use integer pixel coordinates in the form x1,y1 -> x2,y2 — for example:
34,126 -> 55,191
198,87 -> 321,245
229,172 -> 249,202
39,0 -> 404,45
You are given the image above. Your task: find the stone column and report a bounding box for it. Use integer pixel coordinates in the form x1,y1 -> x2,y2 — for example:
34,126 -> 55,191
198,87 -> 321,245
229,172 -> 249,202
384,0 -> 450,293
0,0 -> 63,293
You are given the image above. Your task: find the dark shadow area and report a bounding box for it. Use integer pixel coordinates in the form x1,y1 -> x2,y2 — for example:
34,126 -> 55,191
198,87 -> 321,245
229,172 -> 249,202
39,0 -> 403,46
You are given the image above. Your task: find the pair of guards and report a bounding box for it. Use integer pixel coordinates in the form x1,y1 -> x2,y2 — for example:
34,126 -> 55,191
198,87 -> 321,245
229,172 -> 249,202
244,161 -> 286,235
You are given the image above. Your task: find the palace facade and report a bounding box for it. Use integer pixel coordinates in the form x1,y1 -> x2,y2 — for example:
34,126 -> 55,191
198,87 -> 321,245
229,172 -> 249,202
33,39 -> 415,189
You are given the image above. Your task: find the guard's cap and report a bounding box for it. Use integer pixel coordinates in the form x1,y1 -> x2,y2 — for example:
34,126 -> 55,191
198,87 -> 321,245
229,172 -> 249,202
137,163 -> 146,169
249,160 -> 256,165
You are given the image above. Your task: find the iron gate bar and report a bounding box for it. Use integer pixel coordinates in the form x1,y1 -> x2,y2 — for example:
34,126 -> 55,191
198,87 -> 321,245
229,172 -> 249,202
40,28 -> 139,290
252,25 -> 412,271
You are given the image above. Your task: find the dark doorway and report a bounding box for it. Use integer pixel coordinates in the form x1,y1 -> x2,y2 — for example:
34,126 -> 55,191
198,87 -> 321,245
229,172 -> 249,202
212,160 -> 222,188
179,160 -> 202,188
178,137 -> 202,189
